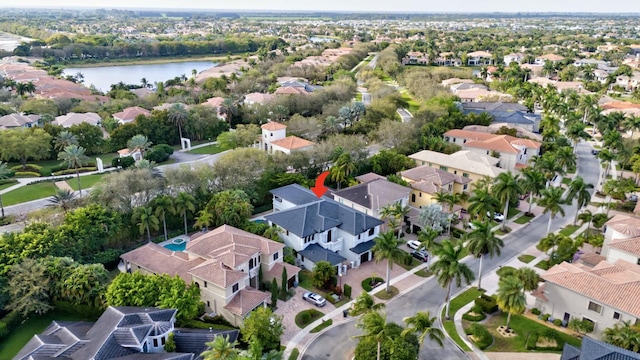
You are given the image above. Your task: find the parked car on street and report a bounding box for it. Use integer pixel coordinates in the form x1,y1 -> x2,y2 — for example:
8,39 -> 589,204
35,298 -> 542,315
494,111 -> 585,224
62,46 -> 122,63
407,240 -> 423,250
302,292 -> 327,307
487,211 -> 505,222
411,250 -> 429,262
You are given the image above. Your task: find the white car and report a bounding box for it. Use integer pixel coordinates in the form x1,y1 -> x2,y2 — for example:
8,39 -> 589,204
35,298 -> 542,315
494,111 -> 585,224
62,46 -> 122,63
302,292 -> 327,307
407,240 -> 423,250
487,211 -> 505,222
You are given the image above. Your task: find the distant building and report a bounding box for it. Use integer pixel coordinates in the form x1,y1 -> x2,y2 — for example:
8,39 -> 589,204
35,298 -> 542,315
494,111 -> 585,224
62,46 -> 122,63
461,102 -> 541,133
54,112 -> 101,128
503,53 -> 525,65
534,53 -> 566,65
467,51 -> 493,66
409,150 -> 506,186
113,106 -> 151,124
258,122 -> 315,155
561,336 -> 640,360
0,113 -> 40,129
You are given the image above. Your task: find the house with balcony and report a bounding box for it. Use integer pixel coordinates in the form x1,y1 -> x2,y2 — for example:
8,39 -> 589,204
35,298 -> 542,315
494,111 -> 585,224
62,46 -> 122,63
120,225 -> 297,327
332,176 -> 411,218
265,184 -> 384,273
14,306 -> 240,360
408,150 -> 505,187
534,214 -> 640,337
467,51 -> 493,66
444,129 -> 541,171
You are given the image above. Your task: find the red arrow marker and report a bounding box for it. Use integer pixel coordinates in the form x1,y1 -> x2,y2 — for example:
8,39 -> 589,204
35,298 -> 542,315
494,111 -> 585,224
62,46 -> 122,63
311,171 -> 330,198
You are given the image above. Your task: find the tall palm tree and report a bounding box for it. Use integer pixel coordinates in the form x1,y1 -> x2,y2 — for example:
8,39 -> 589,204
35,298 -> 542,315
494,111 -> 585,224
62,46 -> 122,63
127,134 -> 152,159
174,192 -> 196,235
418,228 -> 440,268
133,206 -> 160,242
468,188 -> 499,221
597,148 -> 615,178
466,220 -> 504,290
538,233 -> 568,259
201,335 -> 239,360
168,103 -> 189,140
351,291 -> 385,315
58,145 -> 89,196
431,239 -> 475,319
154,195 -> 174,242
329,153 -> 356,190
435,191 -> 467,235
54,131 -> 78,151
520,168 -> 546,215
218,98 -> 238,124
47,188 -> 77,214
538,186 -> 567,236
495,276 -> 526,330
578,209 -> 594,233
140,77 -> 148,88
402,311 -> 444,349
554,147 -> 577,173
566,177 -> 594,225
356,311 -> 390,360
492,172 -> 522,231
0,162 -> 11,218
371,231 -> 405,294
194,208 -> 214,231
623,114 -> 640,139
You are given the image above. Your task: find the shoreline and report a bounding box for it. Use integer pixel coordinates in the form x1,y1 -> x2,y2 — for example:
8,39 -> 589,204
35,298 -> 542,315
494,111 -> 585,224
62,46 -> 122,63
62,55 -> 243,68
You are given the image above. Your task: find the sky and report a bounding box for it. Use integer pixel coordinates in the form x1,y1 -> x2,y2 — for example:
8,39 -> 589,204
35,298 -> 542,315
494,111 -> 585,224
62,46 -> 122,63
3,0 -> 640,13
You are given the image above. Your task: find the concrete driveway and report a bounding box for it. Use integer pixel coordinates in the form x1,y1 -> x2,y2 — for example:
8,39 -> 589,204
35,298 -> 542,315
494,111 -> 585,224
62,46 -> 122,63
274,286 -> 337,345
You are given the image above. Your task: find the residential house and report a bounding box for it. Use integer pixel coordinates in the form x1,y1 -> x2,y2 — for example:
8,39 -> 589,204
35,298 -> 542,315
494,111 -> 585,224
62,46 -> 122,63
400,165 -> 471,210
503,53 -> 525,65
265,184 -> 384,272
534,54 -> 566,65
467,51 -> 493,66
243,92 -> 276,106
53,112 -> 102,128
274,86 -> 311,96
461,102 -> 541,132
528,78 -> 588,94
435,52 -> 462,67
258,121 -> 315,155
455,88 -> 513,103
130,87 -> 155,99
13,306 -> 239,359
332,177 -> 411,218
561,336 -> 640,360
117,148 -> 143,162
0,113 -> 40,129
613,72 -> 640,91
601,214 -> 640,265
444,129 -> 541,171
113,106 -> 151,124
120,225 -> 296,326
402,51 -> 429,65
408,150 -> 506,186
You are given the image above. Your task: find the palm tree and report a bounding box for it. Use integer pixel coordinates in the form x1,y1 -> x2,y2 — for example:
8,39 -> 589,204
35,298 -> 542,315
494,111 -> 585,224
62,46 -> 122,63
140,77 -> 148,89
520,168 -> 546,215
418,228 -> 440,268
58,145 -> 89,196
168,103 -> 189,140
431,239 -> 475,319
468,188 -> 499,221
495,276 -> 526,330
492,172 -> 522,231
154,195 -> 174,242
356,311 -> 390,360
127,134 -> 152,159
554,147 -> 577,173
567,177 -> 594,225
603,321 -> 640,352
435,191 -> 466,235
578,209 -> 594,233
174,192 -> 196,235
47,188 -> 77,214
624,115 -> 640,139
194,208 -> 214,231
218,98 -> 238,124
323,116 -> 341,135
201,335 -> 239,360
538,186 -> 567,236
466,220 -> 504,290
402,311 -> 444,349
329,153 -> 356,190
351,291 -> 385,315
133,206 -> 160,242
54,131 -> 78,151
371,231 -> 405,294
0,162 -> 11,218
538,233 -> 568,259
598,148 -> 615,178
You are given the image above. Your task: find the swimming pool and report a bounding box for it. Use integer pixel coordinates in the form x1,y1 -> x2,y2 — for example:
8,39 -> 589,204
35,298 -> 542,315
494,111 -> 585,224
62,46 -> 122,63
163,242 -> 186,251
252,219 -> 266,224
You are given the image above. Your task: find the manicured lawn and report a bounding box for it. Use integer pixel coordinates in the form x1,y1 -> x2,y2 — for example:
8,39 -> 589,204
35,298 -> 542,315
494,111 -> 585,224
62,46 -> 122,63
8,159 -> 63,177
374,286 -> 398,300
415,269 -> 432,277
440,287 -> 484,351
562,177 -> 572,185
187,143 -> 230,155
514,214 -> 534,224
2,182 -> 57,206
295,309 -> 324,329
559,225 -> 580,237
297,270 -> 314,291
0,180 -> 18,191
507,207 -> 520,219
480,313 -> 581,352
66,174 -> 107,191
518,254 -> 536,264
310,319 -> 333,333
535,259 -> 550,270
0,310 -> 98,359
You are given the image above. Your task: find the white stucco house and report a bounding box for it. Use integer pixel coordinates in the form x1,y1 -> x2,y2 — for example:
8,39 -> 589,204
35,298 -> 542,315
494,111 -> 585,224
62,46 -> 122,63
259,121 -> 315,155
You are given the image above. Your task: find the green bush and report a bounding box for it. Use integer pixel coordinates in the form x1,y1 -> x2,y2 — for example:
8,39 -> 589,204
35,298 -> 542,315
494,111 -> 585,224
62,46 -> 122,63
112,156 -> 135,169
53,300 -> 103,318
288,348 -> 300,360
202,314 -> 234,328
343,284 -> 352,298
471,304 -> 484,314
52,166 -> 97,176
541,314 -> 551,321
469,323 -> 493,350
362,277 -> 383,292
11,164 -> 42,173
462,311 -> 486,322
0,321 -> 7,339
531,308 -> 541,315
402,252 -> 413,266
145,144 -> 174,163
14,171 -> 41,177
553,318 -> 562,327
475,294 -> 498,314
300,311 -> 310,325
525,331 -> 539,350
496,266 -> 516,278
184,319 -> 237,330
325,293 -> 336,304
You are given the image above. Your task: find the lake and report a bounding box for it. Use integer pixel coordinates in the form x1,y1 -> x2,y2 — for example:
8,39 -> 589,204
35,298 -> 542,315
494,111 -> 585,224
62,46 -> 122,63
0,32 -> 33,52
63,61 -> 217,92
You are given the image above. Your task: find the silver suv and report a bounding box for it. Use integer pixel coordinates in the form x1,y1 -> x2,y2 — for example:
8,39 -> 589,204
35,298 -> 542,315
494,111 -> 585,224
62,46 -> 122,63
302,292 -> 327,307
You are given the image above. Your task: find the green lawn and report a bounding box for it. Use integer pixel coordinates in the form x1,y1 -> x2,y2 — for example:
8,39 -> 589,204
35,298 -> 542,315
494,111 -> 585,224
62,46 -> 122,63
535,259 -> 550,270
187,144 -> 230,155
2,182 -> 57,206
295,309 -> 324,329
0,180 -> 19,191
480,313 -> 581,352
66,174 -> 107,191
297,270 -> 314,290
441,287 -> 484,351
507,207 -> 520,219
374,286 -> 398,300
514,214 -> 534,224
310,319 -> 333,333
8,152 -> 118,177
518,254 -> 536,264
0,310 -> 98,359
559,225 -> 580,237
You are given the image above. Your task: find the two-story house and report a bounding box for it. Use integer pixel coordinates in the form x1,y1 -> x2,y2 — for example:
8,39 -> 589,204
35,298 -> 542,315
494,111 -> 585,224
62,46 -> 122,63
443,129 -> 541,171
332,176 -> 411,218
120,225 -> 298,326
534,53 -> 565,65
409,150 -> 506,187
259,121 -> 315,155
400,166 -> 471,209
503,53 -> 525,65
265,184 -> 384,273
461,102 -> 541,133
402,51 -> 429,65
467,51 -> 493,66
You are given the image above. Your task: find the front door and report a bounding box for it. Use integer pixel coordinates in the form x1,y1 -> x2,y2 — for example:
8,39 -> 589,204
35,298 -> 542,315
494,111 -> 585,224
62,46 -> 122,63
360,252 -> 369,263
563,313 -> 571,325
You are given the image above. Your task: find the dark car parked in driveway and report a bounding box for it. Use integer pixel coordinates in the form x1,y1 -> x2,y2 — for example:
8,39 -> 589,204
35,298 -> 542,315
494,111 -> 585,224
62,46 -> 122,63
411,250 -> 429,262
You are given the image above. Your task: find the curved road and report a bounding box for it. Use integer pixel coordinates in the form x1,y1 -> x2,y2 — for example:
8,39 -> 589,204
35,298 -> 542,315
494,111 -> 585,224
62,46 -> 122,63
302,141 -> 600,360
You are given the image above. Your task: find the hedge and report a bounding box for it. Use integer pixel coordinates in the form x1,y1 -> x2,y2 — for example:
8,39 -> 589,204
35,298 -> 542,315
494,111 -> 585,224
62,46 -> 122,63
14,171 -> 41,177
468,323 -> 493,350
11,164 -> 42,173
462,311 -> 486,322
343,284 -> 352,298
52,166 -> 97,176
185,319 -> 237,330
531,308 -> 541,315
475,294 -> 498,314
362,277 -> 384,292
53,300 -> 103,319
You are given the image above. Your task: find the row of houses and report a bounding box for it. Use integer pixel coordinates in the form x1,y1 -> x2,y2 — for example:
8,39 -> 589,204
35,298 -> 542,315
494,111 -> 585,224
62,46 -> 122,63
0,106 -> 151,130
402,51 -> 571,67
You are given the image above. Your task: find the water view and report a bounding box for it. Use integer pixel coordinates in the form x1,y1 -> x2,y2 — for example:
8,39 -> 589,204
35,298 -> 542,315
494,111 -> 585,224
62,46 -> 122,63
63,61 -> 217,92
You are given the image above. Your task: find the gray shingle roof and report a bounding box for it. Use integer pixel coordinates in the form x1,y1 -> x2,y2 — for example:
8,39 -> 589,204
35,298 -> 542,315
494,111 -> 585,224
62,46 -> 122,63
561,336 -> 640,360
349,240 -> 376,255
270,184 -> 321,206
173,328 -> 239,357
298,243 -> 347,265
332,179 -> 410,211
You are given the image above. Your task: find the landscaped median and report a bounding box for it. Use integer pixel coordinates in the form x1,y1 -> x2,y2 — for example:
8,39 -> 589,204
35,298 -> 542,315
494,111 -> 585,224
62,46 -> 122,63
440,286 -> 485,351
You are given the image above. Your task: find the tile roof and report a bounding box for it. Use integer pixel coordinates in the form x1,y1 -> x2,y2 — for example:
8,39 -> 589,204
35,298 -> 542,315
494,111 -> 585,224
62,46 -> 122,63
606,214 -> 640,237
54,112 -> 101,128
445,129 -> 541,154
355,172 -> 387,183
188,260 -> 248,288
541,260 -> 640,318
120,243 -> 205,283
401,165 -> 471,195
261,121 -> 287,131
274,86 -> 310,95
332,178 -> 411,211
608,237 -> 640,257
0,113 -> 39,128
409,150 -> 506,178
270,136 -> 315,150
223,288 -> 270,316
244,92 -> 275,105
113,106 -> 151,122
349,240 -> 376,255
467,51 -> 493,57
188,224 -> 284,257
537,53 -> 565,61
265,262 -> 301,280
203,96 -> 225,108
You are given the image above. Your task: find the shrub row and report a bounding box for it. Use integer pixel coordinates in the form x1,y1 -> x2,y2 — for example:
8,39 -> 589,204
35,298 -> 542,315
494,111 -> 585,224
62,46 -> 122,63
343,284 -> 352,298
462,311 -> 486,322
14,171 -> 41,177
11,164 -> 42,172
475,294 -> 499,314
50,162 -> 97,174
52,166 -> 97,176
465,323 -> 493,350
53,300 -> 103,319
525,329 -> 563,351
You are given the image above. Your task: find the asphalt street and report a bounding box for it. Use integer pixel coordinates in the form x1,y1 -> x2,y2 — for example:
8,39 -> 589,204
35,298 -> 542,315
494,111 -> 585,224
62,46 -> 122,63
302,141 -> 600,360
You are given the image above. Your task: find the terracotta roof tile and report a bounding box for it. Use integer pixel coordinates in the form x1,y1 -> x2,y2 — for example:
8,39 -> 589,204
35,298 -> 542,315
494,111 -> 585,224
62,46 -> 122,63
609,237 -> 640,257
261,122 -> 287,131
606,214 -> 640,237
224,288 -> 270,316
188,260 -> 248,288
120,243 -> 205,283
270,136 -> 315,150
113,106 -> 151,122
